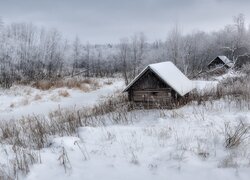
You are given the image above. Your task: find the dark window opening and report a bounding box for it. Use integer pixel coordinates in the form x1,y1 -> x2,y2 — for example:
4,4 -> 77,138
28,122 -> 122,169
151,92 -> 158,96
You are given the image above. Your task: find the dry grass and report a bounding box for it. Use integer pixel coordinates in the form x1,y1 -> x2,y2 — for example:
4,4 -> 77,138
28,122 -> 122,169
0,94 -> 131,179
21,98 -> 29,106
104,80 -> 113,85
79,84 -> 90,92
0,93 -> 132,149
58,90 -> 70,97
34,94 -> 42,101
33,80 -> 51,90
188,73 -> 250,109
81,79 -> 92,84
32,78 -> 100,92
50,94 -> 61,102
224,119 -> 250,149
218,153 -> 238,168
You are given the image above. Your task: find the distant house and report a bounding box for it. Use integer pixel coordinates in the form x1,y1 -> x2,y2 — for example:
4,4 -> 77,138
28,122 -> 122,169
123,62 -> 194,108
207,56 -> 233,69
235,54 -> 250,69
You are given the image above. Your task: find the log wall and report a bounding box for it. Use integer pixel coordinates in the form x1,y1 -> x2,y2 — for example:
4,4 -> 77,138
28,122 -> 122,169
128,69 -> 181,108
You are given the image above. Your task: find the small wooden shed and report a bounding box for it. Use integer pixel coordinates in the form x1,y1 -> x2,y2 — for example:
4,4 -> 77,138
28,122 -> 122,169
207,56 -> 233,69
123,62 -> 194,108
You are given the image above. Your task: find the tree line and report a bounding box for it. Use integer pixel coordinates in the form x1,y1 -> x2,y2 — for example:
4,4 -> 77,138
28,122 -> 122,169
0,14 -> 249,88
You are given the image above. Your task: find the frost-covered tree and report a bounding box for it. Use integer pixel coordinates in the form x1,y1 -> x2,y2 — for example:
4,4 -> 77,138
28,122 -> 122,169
131,33 -> 146,77
0,13 -> 250,87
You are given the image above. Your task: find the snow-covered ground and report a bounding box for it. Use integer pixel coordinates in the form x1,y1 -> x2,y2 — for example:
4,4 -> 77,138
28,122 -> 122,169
0,78 -> 218,121
24,101 -> 250,180
213,70 -> 245,81
0,79 -> 124,120
192,80 -> 218,93
1,76 -> 250,180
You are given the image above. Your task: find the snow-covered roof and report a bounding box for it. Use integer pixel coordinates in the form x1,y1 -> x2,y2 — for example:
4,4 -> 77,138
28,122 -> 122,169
123,61 -> 194,96
218,56 -> 233,66
208,56 -> 234,67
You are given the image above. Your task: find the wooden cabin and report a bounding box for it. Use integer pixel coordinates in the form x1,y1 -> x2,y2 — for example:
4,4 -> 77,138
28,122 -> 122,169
207,56 -> 233,69
123,62 -> 194,109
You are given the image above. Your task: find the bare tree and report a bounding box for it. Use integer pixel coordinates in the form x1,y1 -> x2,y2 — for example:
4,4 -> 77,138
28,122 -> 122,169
221,14 -> 247,62
72,36 -> 81,76
0,17 -> 3,30
84,42 -> 91,77
166,25 -> 182,66
118,38 -> 131,85
131,33 -> 146,78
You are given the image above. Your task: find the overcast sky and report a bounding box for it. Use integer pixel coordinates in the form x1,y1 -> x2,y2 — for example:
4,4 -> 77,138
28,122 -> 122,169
0,0 -> 250,44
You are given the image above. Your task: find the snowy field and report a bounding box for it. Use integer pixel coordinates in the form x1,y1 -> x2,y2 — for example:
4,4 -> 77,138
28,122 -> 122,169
0,77 -> 250,180
24,100 -> 250,180
0,79 -> 216,120
0,79 -> 124,120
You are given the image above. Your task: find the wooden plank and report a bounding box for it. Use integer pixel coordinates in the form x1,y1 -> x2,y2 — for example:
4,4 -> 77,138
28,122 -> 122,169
130,69 -> 171,90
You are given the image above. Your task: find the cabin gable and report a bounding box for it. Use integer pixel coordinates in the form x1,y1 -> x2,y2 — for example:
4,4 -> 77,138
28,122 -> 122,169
130,69 -> 170,90
127,68 -> 179,108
